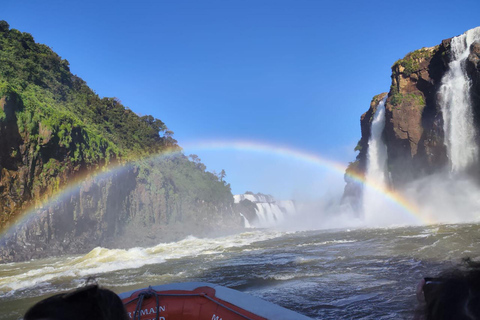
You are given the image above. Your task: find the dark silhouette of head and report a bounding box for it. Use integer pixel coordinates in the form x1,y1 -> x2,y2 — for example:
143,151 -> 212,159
422,258 -> 480,320
24,285 -> 128,320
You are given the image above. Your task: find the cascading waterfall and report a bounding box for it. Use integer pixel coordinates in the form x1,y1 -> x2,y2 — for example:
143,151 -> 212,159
363,96 -> 390,224
440,27 -> 480,172
255,203 -> 287,226
234,194 -> 296,228
234,194 -> 274,203
239,213 -> 253,228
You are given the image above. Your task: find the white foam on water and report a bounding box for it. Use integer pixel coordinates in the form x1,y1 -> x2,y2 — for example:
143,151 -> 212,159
296,239 -> 357,247
397,234 -> 430,239
0,230 -> 286,296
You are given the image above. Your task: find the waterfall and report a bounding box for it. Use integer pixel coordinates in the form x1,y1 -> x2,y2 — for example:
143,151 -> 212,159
439,27 -> 480,172
363,96 -> 389,222
234,194 -> 274,203
234,194 -> 296,228
255,203 -> 287,226
239,213 -> 253,228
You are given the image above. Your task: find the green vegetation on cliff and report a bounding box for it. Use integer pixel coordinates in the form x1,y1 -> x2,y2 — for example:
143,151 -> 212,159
0,21 -> 174,160
133,155 -> 233,227
392,47 -> 436,77
0,20 -> 233,234
390,92 -> 425,108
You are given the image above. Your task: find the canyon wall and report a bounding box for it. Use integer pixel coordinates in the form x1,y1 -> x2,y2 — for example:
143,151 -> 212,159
346,27 -> 480,201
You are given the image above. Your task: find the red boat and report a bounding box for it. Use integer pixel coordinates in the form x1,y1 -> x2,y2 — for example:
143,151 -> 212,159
119,282 -> 312,320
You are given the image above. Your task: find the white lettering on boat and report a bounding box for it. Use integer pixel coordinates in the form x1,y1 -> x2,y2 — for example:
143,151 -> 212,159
212,315 -> 223,320
127,306 -> 166,319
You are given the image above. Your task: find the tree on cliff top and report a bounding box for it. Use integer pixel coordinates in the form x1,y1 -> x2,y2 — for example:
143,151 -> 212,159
0,20 -> 178,159
0,21 -> 231,232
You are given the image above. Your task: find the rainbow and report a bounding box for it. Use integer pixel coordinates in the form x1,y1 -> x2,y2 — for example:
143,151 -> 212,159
1,139 -> 433,237
0,149 -> 178,237
181,140 -> 434,225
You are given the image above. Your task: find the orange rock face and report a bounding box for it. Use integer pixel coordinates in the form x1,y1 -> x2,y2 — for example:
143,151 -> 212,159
382,43 -> 450,185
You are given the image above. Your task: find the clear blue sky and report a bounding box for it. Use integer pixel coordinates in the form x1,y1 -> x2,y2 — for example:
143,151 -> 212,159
3,0 -> 480,199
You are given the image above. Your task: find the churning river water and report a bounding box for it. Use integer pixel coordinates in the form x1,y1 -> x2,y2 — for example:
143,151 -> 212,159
1,223 -> 480,319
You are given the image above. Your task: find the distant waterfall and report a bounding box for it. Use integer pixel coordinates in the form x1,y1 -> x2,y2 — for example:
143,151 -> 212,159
255,203 -> 287,226
440,27 -> 480,172
363,96 -> 388,221
234,194 -> 296,228
239,213 -> 253,228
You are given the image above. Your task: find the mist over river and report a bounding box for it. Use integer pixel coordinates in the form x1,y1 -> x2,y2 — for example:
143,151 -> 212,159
2,223 -> 479,319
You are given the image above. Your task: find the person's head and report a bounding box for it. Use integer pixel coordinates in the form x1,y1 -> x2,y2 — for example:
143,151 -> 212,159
420,258 -> 480,320
24,285 -> 128,320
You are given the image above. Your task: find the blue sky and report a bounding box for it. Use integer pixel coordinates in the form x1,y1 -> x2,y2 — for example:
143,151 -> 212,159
3,0 -> 480,199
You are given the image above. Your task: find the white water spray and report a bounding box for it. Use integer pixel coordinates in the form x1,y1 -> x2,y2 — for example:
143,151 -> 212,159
365,97 -> 389,190
440,27 -> 480,171
362,96 -> 399,225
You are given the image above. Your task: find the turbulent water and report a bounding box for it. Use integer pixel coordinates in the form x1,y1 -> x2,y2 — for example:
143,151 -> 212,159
440,27 -> 480,171
2,224 -> 480,319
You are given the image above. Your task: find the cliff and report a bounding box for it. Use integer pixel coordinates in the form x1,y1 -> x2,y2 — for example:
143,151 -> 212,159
2,157 -> 240,262
346,27 -> 480,199
385,44 -> 450,184
0,21 -> 241,262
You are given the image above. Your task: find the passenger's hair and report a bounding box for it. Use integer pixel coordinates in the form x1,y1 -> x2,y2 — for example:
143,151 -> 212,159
24,284 -> 128,320
423,258 -> 480,320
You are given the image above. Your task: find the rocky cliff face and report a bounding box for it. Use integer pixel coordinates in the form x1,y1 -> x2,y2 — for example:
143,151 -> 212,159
1,156 -> 241,263
0,90 -> 240,263
0,91 -> 111,230
346,27 -> 480,198
467,41 -> 480,130
0,22 -> 242,263
384,43 -> 449,185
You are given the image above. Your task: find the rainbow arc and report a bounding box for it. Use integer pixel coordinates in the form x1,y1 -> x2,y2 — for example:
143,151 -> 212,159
1,139 -> 434,238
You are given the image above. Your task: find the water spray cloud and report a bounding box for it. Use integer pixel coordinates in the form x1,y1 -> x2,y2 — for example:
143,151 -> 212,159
182,139 -> 432,225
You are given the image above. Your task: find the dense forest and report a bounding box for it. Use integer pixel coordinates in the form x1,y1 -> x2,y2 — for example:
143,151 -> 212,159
0,21 -> 240,262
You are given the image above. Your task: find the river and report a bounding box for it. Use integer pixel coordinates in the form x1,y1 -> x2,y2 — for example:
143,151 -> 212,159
1,223 -> 478,319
